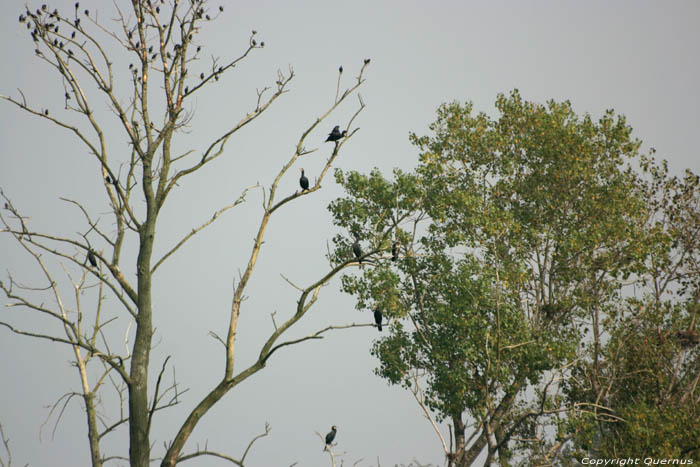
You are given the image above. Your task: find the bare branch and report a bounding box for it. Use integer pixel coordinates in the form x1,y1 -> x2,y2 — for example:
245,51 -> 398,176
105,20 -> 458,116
264,322 -> 375,363
152,185 -> 259,273
176,422 -> 271,466
148,356 -> 172,435
409,371 -> 449,456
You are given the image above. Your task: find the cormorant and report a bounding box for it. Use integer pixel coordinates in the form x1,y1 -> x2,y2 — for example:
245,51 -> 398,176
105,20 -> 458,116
391,241 -> 399,261
339,65 -> 343,73
374,308 -> 383,331
87,250 -> 97,268
352,237 -> 362,263
325,126 -> 346,143
324,426 -> 337,451
299,168 -> 309,192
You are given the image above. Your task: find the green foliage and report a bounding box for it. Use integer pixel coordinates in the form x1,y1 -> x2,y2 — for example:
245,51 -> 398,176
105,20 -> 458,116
563,158 -> 700,461
331,90 -> 666,462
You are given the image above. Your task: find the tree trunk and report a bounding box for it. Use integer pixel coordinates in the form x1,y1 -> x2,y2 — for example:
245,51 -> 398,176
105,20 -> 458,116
494,424 -> 509,467
130,182 -> 157,466
83,393 -> 103,467
462,430 -> 487,467
452,415 -> 468,466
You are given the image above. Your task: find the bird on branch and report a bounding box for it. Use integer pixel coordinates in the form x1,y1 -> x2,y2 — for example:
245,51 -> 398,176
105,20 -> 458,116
325,125 -> 346,143
352,236 -> 362,264
87,250 -> 98,268
374,308 -> 383,331
299,168 -> 309,192
391,241 -> 399,261
324,425 -> 337,451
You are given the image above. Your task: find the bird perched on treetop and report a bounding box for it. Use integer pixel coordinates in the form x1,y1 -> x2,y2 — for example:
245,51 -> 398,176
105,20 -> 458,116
374,308 -> 383,332
324,426 -> 337,451
299,168 -> 309,192
325,125 -> 346,143
352,237 -> 362,264
87,250 -> 98,268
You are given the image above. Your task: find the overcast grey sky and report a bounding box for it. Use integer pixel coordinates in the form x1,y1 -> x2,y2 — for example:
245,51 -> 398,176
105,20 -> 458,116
1,1 -> 699,466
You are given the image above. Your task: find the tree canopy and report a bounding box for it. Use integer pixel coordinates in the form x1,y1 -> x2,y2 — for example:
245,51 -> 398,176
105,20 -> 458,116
330,90 -> 700,465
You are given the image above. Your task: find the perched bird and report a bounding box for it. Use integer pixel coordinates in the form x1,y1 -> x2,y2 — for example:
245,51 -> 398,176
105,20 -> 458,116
391,241 -> 399,261
374,308 -> 383,332
299,168 -> 309,192
352,237 -> 362,264
87,250 -> 98,268
325,125 -> 346,143
324,426 -> 337,451
339,65 -> 343,73
105,175 -> 112,184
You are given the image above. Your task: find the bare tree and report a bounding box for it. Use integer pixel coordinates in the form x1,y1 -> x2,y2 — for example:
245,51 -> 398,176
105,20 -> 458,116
1,2 -> 370,466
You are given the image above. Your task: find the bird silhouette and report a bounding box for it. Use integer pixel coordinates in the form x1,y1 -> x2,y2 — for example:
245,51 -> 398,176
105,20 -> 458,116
325,125 -> 346,143
391,241 -> 399,261
324,426 -> 337,451
352,237 -> 362,264
87,250 -> 97,268
374,309 -> 383,331
299,168 -> 309,192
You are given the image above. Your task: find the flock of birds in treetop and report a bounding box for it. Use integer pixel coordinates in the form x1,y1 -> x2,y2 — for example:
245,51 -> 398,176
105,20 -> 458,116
23,1 -> 382,454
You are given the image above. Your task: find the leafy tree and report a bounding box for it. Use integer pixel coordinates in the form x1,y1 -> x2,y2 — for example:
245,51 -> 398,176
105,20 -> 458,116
563,159 -> 700,459
330,90 -> 651,465
1,2 -> 370,466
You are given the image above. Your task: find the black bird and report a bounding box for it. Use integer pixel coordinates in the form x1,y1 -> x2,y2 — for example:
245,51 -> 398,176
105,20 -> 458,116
87,250 -> 97,268
325,125 -> 346,143
324,426 -> 337,451
105,175 -> 112,184
352,237 -> 362,264
339,65 -> 343,73
391,241 -> 399,261
299,168 -> 309,192
374,308 -> 383,331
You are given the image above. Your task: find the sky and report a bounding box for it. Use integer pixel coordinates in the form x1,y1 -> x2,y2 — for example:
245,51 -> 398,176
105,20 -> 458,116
1,1 -> 699,466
